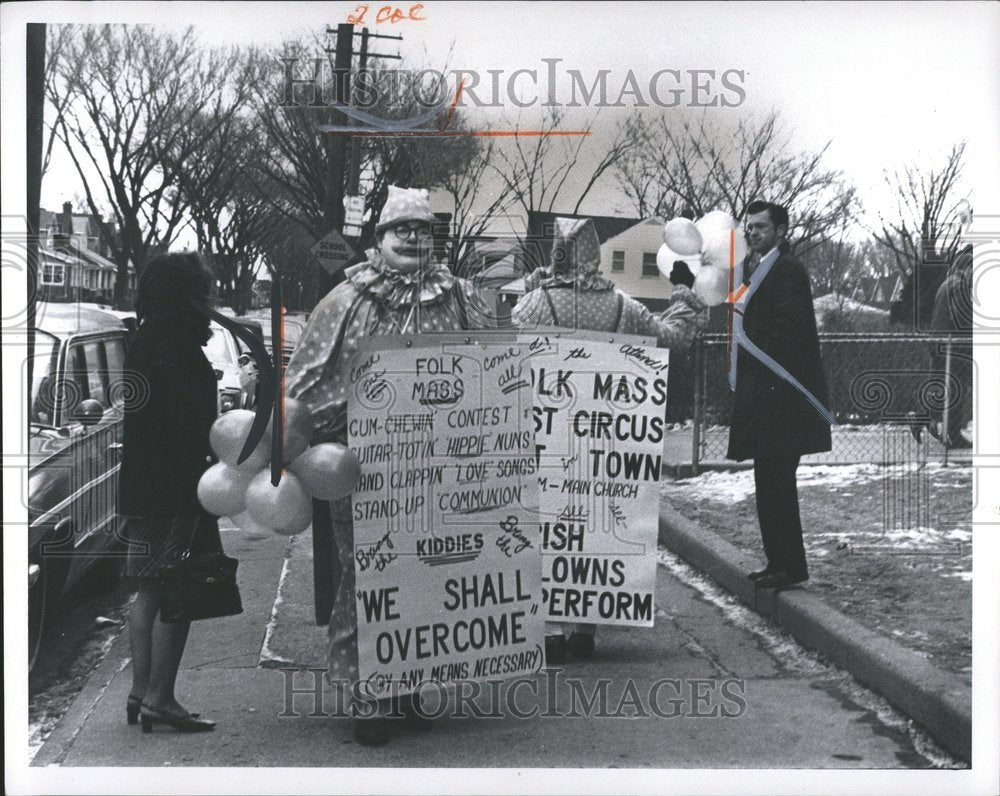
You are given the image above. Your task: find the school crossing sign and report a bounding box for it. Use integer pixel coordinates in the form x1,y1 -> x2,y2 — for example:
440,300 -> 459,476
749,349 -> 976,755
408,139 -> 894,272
311,229 -> 356,275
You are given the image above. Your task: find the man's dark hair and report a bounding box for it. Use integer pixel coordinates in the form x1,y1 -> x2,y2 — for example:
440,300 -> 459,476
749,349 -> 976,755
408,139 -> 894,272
745,200 -> 789,230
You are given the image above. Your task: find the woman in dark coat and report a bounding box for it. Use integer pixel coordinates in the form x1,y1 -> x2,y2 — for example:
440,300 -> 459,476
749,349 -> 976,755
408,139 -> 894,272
119,252 -> 220,732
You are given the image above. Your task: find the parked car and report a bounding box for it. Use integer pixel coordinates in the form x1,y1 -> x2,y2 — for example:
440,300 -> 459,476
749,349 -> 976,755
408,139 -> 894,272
244,309 -> 308,368
28,303 -> 129,664
205,320 -> 259,413
266,313 -> 307,368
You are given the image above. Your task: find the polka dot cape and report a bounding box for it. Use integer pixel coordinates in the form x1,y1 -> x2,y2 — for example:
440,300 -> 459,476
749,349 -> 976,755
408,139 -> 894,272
283,250 -> 493,693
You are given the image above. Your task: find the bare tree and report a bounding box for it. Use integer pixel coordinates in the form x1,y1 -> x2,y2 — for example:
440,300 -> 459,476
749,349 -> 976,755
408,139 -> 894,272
614,110 -> 859,254
872,141 -> 968,277
871,142 -> 969,328
47,25 -> 241,307
406,129 -> 516,266
244,40 -> 333,241
248,41 -> 484,251
807,232 -> 884,302
258,219 -> 325,312
491,108 -> 636,218
167,102 -> 273,313
350,69 -> 492,248
41,25 -> 71,179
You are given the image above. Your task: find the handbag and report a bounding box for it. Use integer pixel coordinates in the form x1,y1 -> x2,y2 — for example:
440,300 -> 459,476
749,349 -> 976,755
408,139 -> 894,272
160,519 -> 243,623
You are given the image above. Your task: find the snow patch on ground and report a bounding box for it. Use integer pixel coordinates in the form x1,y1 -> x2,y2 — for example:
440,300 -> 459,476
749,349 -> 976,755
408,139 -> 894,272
810,526 -> 972,551
662,462 -> 968,505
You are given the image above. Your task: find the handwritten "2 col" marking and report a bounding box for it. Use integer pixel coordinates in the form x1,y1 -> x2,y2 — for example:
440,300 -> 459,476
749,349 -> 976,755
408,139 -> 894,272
347,4 -> 426,24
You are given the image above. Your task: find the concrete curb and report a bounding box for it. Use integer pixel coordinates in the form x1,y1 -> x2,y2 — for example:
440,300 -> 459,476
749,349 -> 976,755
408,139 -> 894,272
31,623 -> 132,767
658,503 -> 972,763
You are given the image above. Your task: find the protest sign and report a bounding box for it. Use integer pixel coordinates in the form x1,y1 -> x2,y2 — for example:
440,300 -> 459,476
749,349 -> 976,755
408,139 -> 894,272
347,334 -> 543,699
523,331 -> 665,628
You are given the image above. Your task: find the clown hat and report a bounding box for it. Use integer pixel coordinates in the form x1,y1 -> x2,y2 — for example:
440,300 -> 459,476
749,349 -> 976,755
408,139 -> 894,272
376,185 -> 437,233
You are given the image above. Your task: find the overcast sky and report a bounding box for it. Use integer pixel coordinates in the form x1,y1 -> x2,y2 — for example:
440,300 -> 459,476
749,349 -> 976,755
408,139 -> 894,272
29,1 -> 1000,238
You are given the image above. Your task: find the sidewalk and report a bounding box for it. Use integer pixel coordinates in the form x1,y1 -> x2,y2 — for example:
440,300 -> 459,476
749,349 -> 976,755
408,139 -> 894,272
32,524 -> 292,767
657,504 -> 972,762
31,510 -> 968,768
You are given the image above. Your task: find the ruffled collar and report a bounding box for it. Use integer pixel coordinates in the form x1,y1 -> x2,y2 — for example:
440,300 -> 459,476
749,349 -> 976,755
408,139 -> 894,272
346,250 -> 456,308
538,269 -> 615,292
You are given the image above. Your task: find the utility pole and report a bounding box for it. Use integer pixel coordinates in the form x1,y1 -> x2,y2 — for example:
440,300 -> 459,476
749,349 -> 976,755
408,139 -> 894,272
312,24 -> 402,624
312,20 -> 354,624
345,27 -> 369,199
318,24 -> 402,295
344,28 -> 402,242
26,23 -> 45,402
323,24 -> 354,242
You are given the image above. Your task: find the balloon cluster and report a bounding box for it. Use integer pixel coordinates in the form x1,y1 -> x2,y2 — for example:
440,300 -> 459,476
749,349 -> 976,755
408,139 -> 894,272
197,400 -> 362,536
656,211 -> 748,307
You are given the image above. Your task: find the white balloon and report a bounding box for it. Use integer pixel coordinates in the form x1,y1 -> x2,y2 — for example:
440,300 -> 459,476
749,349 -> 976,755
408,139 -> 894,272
209,410 -> 270,470
197,463 -> 251,517
701,225 -> 748,271
693,266 -> 732,307
231,509 -> 274,535
656,244 -> 702,287
696,210 -> 737,240
663,218 -> 703,256
244,469 -> 312,535
287,443 -> 362,501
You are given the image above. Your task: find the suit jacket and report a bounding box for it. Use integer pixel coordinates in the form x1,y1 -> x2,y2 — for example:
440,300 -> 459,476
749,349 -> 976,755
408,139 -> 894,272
727,242 -> 832,461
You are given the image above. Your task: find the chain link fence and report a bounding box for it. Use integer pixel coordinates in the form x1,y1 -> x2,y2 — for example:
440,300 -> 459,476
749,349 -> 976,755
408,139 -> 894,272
689,333 -> 973,469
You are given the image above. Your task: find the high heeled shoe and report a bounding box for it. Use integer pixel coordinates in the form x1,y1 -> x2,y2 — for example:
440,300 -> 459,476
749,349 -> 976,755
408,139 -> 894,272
127,695 -> 143,725
128,694 -> 199,725
140,703 -> 216,733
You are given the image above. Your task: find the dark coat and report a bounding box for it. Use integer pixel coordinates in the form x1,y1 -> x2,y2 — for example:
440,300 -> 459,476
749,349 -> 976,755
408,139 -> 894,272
929,244 -> 973,334
727,243 -> 832,461
119,315 -> 218,516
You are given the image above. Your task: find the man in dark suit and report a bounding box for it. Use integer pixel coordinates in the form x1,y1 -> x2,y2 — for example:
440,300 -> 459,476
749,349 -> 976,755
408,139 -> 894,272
727,201 -> 832,589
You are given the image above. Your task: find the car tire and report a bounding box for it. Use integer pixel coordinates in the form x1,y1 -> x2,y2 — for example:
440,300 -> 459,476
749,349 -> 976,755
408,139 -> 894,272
28,550 -> 69,672
89,537 -> 126,594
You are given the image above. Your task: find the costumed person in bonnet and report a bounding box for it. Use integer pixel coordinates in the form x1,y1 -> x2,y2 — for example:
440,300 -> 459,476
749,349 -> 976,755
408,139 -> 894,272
511,216 -> 705,663
284,186 -> 494,746
927,202 -> 973,448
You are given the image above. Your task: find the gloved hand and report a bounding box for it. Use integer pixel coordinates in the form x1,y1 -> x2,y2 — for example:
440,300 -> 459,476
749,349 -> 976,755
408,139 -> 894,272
669,261 -> 695,288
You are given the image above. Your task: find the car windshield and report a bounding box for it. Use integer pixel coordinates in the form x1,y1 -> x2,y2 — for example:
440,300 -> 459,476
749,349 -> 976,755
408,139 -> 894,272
204,326 -> 233,365
284,319 -> 305,346
29,332 -> 60,426
261,318 -> 305,349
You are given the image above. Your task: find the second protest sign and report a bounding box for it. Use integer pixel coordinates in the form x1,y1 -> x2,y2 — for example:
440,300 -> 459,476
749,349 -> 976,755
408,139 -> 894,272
525,332 -> 666,628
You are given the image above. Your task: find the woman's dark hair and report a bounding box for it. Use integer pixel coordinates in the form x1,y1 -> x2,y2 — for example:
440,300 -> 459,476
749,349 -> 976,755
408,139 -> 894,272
135,252 -> 214,339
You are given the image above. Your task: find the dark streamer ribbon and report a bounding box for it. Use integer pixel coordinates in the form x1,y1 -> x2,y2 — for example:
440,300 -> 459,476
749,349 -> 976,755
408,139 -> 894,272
269,280 -> 284,486
190,298 -> 280,479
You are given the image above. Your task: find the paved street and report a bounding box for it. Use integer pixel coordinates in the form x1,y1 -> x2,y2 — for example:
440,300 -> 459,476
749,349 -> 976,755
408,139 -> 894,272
34,522 -> 955,769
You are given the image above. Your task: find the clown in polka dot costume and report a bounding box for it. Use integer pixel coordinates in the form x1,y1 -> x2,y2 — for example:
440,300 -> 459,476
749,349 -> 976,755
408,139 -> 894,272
284,186 -> 493,740
511,216 -> 705,661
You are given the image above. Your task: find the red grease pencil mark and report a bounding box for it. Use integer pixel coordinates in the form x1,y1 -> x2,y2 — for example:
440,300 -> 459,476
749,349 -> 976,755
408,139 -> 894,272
324,130 -> 592,137
348,4 -> 425,25
280,302 -> 286,478
437,78 -> 464,132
